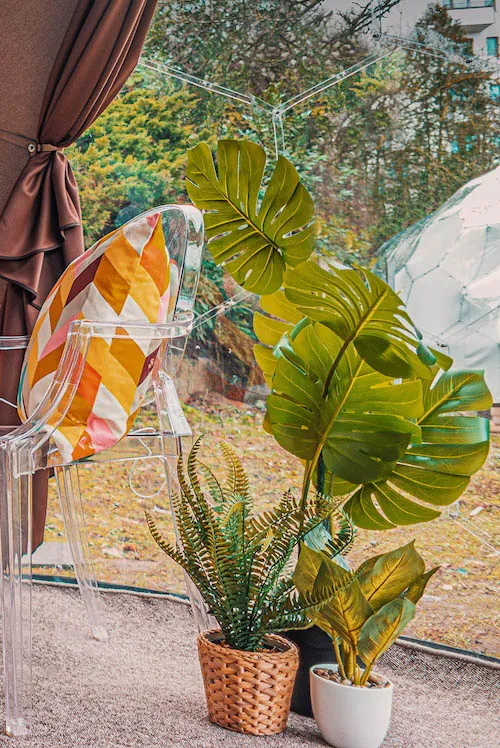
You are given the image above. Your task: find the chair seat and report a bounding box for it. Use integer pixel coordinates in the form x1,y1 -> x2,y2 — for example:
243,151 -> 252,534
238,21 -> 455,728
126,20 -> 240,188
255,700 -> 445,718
45,430 -> 193,467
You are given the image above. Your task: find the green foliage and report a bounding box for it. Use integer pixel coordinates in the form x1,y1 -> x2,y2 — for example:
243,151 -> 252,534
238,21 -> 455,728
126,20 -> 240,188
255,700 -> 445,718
147,439 -> 355,651
147,1 -> 344,97
75,3 -> 499,272
329,6 -> 500,250
294,542 -> 438,685
186,140 -> 316,295
283,261 -> 436,379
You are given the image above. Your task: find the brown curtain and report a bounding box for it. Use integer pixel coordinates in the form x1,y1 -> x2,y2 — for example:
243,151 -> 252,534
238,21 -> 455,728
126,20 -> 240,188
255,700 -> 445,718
0,0 -> 157,548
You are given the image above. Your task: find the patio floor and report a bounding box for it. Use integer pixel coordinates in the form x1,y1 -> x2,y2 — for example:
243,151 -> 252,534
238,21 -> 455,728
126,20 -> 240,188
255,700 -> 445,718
1,585 -> 496,747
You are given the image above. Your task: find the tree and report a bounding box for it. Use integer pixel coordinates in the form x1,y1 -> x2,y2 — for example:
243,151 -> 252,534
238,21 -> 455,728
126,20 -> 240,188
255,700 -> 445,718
69,73 -> 213,246
146,0 -> 374,97
398,5 -> 500,218
69,2 -> 500,359
315,4 -> 500,254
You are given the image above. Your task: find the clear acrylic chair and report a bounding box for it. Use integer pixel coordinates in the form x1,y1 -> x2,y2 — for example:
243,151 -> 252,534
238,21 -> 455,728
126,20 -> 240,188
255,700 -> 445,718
0,204 -> 204,737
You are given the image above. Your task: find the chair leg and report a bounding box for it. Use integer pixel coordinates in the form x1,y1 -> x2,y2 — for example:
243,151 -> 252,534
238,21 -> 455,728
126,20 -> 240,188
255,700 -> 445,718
0,451 -> 32,737
163,455 -> 216,632
54,465 -> 108,642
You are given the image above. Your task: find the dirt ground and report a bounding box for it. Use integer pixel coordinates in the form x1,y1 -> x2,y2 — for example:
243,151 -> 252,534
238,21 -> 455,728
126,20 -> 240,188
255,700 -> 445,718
41,394 -> 500,657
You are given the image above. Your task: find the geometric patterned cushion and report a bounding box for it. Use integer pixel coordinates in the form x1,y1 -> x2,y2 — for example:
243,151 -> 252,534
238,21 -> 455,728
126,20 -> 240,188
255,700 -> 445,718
18,212 -> 171,462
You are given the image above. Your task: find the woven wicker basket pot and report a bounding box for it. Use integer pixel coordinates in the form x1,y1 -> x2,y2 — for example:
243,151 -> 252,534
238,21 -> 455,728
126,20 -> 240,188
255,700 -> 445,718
197,629 -> 299,736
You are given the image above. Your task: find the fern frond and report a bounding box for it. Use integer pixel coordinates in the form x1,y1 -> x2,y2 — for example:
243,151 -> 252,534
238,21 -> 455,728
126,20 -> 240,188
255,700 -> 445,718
263,585 -> 337,633
246,489 -> 297,540
326,509 -> 356,558
146,511 -> 185,568
186,435 -> 206,502
196,461 -> 225,505
218,442 -> 250,501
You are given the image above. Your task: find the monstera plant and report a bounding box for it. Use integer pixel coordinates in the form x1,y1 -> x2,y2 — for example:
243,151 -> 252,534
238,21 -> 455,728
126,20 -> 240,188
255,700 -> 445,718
186,139 -> 492,532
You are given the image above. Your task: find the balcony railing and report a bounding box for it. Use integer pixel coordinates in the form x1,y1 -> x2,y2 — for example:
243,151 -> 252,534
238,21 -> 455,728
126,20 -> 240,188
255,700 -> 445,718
443,1 -> 495,8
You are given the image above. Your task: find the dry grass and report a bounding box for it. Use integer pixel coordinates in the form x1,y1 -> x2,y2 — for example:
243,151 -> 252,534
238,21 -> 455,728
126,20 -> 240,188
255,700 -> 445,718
42,394 -> 499,657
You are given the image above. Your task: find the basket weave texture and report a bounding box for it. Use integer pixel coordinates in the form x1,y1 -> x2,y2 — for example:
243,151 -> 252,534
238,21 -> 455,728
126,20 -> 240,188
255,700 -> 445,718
197,629 -> 299,736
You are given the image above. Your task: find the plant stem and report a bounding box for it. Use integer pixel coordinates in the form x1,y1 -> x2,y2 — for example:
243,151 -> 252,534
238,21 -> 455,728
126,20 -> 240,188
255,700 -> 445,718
344,642 -> 354,680
333,636 -> 346,679
300,461 -> 312,519
350,648 -> 358,684
355,663 -> 361,687
360,663 -> 373,687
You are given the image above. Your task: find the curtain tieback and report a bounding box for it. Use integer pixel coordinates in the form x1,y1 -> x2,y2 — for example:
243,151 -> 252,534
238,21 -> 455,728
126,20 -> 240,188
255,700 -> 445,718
28,142 -> 63,156
0,127 -> 63,156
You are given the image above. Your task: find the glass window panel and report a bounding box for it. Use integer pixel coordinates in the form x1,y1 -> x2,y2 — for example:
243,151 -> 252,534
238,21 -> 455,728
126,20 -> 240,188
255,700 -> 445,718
486,37 -> 499,57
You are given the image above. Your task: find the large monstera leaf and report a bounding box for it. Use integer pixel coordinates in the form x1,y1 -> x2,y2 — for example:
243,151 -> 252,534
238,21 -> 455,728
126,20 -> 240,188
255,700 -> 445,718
341,368 -> 493,529
186,140 -> 316,295
253,290 -> 304,387
266,321 -> 423,485
284,261 -> 439,379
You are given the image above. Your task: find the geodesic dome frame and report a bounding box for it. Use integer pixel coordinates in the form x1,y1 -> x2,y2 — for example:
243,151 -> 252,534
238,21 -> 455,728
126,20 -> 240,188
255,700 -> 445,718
377,166 -> 500,402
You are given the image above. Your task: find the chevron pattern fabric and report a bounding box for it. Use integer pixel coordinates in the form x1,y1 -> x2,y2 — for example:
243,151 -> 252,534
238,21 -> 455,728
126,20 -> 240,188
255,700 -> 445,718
18,212 -> 172,462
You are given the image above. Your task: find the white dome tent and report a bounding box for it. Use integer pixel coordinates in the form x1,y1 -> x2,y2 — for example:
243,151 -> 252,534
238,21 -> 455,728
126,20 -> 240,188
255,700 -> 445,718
377,166 -> 500,404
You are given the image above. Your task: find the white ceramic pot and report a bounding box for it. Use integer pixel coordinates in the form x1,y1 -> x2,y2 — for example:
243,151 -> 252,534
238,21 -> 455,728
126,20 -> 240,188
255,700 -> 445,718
310,664 -> 393,748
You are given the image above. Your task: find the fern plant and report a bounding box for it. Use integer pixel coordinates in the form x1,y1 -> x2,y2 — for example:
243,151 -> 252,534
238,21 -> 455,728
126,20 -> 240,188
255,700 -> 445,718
147,439 -> 355,652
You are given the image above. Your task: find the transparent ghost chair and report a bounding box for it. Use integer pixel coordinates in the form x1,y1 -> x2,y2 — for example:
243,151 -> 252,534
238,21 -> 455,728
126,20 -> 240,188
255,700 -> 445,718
0,204 -> 203,737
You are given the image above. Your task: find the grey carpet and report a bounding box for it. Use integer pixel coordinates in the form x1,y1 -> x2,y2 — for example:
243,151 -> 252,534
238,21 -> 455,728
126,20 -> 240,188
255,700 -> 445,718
0,585 -> 496,747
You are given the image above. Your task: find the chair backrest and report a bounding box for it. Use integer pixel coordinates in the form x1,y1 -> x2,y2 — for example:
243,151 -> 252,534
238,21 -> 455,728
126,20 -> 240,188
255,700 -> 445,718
12,205 -> 204,466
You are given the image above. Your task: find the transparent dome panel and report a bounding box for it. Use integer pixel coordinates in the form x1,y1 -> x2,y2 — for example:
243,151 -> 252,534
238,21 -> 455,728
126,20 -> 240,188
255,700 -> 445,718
31,0 -> 500,659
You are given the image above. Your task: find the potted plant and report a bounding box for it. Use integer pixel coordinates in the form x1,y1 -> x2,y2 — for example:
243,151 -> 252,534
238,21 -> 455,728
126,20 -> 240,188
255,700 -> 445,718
146,439 -> 349,736
185,138 -> 492,713
294,541 -> 438,748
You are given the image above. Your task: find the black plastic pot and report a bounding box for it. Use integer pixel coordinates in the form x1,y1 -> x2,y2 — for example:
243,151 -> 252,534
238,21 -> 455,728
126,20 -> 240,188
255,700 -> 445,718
285,626 -> 334,717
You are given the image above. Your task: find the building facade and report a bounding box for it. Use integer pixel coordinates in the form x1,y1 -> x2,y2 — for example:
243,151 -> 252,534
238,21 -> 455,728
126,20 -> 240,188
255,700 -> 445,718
443,1 -> 500,57
325,1 -> 500,58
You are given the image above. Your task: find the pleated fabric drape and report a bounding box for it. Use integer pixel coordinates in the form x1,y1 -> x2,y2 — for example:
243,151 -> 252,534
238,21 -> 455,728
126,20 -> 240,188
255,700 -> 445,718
0,0 -> 157,548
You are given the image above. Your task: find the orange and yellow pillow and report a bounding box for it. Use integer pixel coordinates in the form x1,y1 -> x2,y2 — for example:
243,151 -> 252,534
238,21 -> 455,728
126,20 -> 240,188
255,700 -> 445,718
18,213 -> 172,462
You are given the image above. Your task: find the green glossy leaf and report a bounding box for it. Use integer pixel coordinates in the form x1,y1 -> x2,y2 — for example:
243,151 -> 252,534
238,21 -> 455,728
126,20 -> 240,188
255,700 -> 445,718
358,598 -> 416,670
266,322 -> 422,485
261,290 -> 303,320
343,368 -> 492,528
254,312 -> 291,347
293,552 -> 339,638
293,543 -> 324,592
423,369 -> 493,415
284,261 -> 436,379
186,141 -> 316,295
295,547 -> 372,646
316,562 -> 373,647
404,567 -> 440,604
253,344 -> 276,385
357,541 -> 425,610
